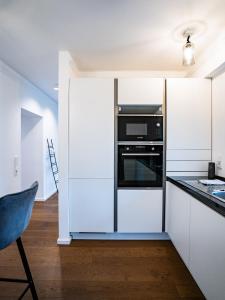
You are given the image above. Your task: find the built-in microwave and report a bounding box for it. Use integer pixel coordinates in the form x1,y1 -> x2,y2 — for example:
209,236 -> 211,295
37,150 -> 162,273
118,115 -> 163,142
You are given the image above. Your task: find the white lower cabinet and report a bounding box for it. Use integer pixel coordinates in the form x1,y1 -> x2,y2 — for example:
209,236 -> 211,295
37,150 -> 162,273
69,179 -> 114,233
166,182 -> 190,266
118,190 -> 162,233
189,199 -> 225,300
166,181 -> 225,300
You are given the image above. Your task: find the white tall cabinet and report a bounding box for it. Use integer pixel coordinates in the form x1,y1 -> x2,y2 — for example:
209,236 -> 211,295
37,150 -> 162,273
117,78 -> 164,233
166,78 -> 211,176
69,78 -> 114,233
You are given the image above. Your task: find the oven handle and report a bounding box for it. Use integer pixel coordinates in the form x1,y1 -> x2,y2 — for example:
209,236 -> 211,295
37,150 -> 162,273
122,153 -> 160,156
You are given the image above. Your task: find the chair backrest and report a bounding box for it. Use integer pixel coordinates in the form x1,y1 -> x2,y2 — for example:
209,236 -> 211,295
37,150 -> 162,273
0,182 -> 38,250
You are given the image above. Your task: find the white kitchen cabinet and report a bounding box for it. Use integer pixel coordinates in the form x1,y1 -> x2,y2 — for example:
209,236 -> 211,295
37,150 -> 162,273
189,198 -> 225,300
118,78 -> 164,105
68,79 -> 114,233
69,78 -> 114,179
166,182 -> 191,266
167,78 -> 211,150
166,161 -> 208,172
166,150 -> 211,161
118,189 -> 162,233
69,179 -> 114,233
166,181 -> 225,299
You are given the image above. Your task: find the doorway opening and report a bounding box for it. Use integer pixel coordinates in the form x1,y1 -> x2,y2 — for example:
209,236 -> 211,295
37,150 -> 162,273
21,108 -> 43,200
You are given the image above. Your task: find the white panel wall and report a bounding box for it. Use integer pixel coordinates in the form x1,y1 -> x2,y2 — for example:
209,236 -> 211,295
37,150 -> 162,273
212,72 -> 225,177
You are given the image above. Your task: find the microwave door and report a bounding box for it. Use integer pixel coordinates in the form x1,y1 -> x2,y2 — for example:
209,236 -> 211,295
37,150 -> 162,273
118,116 -> 163,142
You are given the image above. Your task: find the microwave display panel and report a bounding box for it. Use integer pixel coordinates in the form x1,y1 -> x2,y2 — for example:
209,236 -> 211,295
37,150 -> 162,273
126,123 -> 147,136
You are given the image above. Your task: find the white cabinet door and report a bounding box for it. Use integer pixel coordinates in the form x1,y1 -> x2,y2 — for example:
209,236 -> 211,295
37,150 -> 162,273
189,199 -> 225,300
69,78 -> 114,179
118,189 -> 162,233
167,78 -> 211,150
69,179 -> 114,233
118,78 -> 164,105
166,182 -> 191,266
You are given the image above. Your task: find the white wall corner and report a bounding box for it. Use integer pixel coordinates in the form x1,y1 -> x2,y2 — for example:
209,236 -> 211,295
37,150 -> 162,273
188,31 -> 225,78
58,51 -> 78,242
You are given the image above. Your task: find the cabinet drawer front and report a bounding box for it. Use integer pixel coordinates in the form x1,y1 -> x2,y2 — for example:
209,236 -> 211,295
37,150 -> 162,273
166,171 -> 208,176
69,179 -> 114,233
118,190 -> 162,233
167,150 -> 211,161
167,161 -> 209,172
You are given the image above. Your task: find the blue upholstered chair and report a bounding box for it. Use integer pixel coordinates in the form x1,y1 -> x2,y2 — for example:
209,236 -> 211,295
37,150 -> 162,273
0,182 -> 39,299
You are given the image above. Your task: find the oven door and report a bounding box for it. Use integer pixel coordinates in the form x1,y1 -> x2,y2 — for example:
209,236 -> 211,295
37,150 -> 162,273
118,146 -> 163,187
118,116 -> 163,142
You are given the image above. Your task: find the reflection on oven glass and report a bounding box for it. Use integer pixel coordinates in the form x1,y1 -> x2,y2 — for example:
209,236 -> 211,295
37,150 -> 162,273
124,159 -> 157,182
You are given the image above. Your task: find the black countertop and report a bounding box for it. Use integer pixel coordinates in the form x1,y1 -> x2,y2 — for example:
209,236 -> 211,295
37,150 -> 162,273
167,176 -> 225,218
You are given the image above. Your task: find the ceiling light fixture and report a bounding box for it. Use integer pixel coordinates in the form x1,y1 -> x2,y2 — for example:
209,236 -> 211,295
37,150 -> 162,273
183,34 -> 195,66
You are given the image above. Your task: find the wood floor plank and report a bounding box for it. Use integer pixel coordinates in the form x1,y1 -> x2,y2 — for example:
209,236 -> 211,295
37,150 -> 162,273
0,194 -> 205,299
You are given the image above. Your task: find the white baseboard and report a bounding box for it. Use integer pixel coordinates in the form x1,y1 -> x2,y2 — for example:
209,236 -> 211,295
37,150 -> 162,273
57,237 -> 72,245
71,232 -> 170,240
35,191 -> 57,202
35,197 -> 46,202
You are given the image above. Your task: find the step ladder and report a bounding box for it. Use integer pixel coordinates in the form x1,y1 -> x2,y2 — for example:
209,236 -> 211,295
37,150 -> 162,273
47,139 -> 58,192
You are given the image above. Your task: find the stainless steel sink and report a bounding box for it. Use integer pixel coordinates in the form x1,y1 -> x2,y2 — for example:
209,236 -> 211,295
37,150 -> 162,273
212,190 -> 225,202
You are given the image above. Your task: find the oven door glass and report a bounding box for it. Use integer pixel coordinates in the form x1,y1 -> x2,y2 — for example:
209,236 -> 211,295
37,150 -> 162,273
118,151 -> 163,187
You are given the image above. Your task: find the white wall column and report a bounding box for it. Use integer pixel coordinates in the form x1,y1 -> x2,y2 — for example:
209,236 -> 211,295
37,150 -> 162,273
58,51 -> 79,245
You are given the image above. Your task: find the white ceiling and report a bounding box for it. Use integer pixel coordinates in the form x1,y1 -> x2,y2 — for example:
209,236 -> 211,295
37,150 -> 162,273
0,0 -> 225,100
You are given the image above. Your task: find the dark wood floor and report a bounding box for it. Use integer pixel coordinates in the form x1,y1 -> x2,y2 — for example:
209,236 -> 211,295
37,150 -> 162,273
0,194 -> 205,299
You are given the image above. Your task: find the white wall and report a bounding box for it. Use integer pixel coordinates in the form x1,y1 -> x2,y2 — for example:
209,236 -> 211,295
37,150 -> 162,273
21,78 -> 58,199
212,71 -> 225,177
0,63 -> 21,196
21,109 -> 43,199
58,51 -> 79,244
0,59 -> 58,199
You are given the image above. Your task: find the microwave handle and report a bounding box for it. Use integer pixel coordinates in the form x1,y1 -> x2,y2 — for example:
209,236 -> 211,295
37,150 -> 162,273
122,153 -> 160,156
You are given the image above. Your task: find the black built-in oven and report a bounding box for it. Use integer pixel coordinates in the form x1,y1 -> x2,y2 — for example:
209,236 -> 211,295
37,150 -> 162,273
118,144 -> 163,188
118,116 -> 163,142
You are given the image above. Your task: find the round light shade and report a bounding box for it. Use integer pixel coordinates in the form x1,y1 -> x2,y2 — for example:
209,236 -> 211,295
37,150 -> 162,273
183,40 -> 195,66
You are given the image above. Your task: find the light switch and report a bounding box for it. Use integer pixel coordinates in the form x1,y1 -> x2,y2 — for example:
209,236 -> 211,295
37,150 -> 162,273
14,155 -> 19,176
